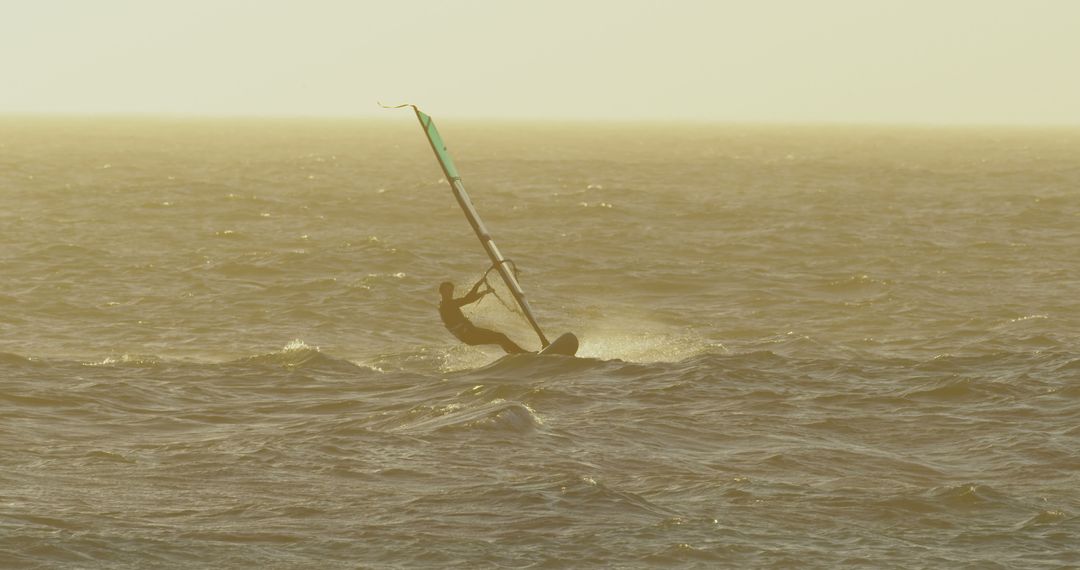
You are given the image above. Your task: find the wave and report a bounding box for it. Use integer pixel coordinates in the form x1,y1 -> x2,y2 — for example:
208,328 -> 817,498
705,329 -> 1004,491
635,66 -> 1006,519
0,352 -> 39,366
1018,509 -> 1070,529
901,377 -> 1010,403
83,353 -> 162,368
814,273 -> 893,301
231,339 -> 371,373
925,483 -> 1011,509
552,473 -> 678,519
386,399 -> 544,435
6,339 -> 1073,377
23,242 -> 110,260
465,351 -> 613,378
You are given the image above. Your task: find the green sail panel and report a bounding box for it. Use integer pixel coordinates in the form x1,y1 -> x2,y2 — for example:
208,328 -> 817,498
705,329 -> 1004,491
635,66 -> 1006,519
415,110 -> 460,182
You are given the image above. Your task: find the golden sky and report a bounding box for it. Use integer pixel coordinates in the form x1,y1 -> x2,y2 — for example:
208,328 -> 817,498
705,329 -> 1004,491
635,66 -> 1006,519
3,0 -> 1078,124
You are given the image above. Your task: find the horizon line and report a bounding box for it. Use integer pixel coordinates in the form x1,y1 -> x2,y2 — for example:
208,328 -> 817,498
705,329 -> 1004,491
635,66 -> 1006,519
1,110 -> 1078,130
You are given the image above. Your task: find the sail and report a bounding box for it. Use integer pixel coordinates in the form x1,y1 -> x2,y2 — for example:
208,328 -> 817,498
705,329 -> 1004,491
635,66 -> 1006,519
411,107 -> 551,348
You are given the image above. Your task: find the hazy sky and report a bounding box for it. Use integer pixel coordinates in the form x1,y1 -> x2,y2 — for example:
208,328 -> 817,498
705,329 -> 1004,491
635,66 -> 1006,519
3,0 -> 1078,124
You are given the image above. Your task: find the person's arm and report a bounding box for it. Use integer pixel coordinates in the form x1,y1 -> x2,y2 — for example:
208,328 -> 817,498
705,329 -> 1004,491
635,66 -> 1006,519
458,280 -> 489,305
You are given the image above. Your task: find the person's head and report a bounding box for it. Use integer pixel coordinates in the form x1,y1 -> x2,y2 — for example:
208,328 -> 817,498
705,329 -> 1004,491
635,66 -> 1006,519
439,281 -> 454,299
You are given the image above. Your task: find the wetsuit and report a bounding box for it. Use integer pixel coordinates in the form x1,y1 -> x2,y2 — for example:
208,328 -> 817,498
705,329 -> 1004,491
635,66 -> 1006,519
439,286 -> 528,354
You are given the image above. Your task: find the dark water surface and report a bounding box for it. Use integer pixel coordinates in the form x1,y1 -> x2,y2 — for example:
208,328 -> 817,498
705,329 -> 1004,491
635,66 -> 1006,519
1,117 -> 1078,568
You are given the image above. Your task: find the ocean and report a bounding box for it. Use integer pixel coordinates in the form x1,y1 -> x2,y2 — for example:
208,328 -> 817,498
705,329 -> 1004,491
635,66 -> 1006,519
1,116 -> 1078,568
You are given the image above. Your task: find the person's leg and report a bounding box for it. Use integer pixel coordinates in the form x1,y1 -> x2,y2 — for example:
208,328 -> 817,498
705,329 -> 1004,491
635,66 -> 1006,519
493,332 -> 528,354
464,326 -> 528,354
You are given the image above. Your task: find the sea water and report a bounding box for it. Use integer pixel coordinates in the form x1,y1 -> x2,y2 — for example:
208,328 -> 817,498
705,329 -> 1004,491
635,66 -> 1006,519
1,117 -> 1078,568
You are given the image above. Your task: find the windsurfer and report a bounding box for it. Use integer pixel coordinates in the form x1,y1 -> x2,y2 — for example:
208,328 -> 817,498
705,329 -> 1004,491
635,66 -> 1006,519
439,281 -> 529,354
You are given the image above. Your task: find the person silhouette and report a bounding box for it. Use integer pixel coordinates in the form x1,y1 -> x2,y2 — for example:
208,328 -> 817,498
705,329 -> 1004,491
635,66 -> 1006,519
438,280 -> 529,354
